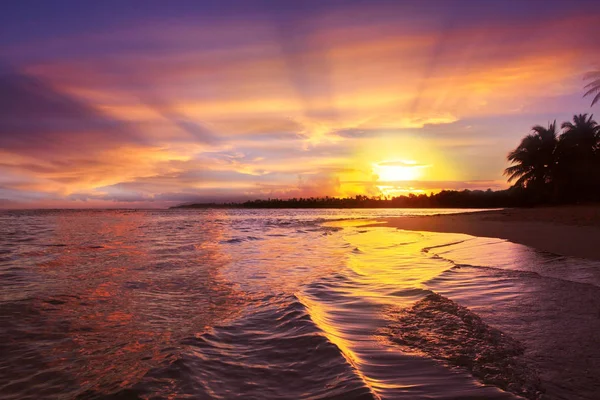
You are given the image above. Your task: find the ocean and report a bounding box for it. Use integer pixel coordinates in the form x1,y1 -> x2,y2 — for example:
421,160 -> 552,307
1,209 -> 599,399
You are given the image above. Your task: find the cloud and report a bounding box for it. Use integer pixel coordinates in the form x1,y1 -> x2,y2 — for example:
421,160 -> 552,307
351,179 -> 507,193
0,67 -> 145,157
0,2 -> 599,207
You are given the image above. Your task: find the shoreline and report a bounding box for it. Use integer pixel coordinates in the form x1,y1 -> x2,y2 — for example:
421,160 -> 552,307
367,206 -> 600,261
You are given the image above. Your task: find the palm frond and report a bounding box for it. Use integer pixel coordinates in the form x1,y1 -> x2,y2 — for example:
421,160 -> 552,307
504,165 -> 530,181
561,121 -> 575,130
506,169 -> 527,183
583,71 -> 600,106
504,164 -> 528,174
592,92 -> 600,107
584,85 -> 600,97
584,78 -> 600,89
514,172 -> 534,188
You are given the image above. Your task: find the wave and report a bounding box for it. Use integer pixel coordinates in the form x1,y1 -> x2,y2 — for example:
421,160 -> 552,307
422,235 -> 600,288
103,294 -> 375,400
421,239 -> 472,254
220,236 -> 265,244
300,273 -> 514,399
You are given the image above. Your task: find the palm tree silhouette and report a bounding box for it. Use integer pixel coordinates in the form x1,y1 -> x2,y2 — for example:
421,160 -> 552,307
584,70 -> 600,106
506,114 -> 600,203
504,121 -> 558,190
556,114 -> 600,199
560,113 -> 599,150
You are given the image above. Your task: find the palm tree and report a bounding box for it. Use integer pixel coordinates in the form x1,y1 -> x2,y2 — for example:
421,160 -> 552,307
556,114 -> 600,200
560,113 -> 599,151
504,121 -> 558,192
584,70 -> 600,107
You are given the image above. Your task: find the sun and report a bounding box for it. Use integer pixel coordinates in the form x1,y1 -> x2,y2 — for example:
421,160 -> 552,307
374,160 -> 423,182
377,165 -> 419,181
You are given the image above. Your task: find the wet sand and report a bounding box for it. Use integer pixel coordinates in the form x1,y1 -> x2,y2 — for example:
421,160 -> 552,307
369,206 -> 600,261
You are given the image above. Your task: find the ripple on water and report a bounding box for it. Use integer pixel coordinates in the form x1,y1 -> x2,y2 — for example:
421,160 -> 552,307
299,273 -> 516,399
103,295 -> 375,400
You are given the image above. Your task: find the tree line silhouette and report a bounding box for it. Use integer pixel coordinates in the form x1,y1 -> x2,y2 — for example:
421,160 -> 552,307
173,189 -> 525,209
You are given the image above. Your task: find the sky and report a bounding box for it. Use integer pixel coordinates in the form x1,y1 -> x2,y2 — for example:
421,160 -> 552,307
1,0 -> 599,208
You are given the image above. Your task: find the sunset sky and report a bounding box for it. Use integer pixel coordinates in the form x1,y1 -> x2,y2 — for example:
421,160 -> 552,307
1,0 -> 599,208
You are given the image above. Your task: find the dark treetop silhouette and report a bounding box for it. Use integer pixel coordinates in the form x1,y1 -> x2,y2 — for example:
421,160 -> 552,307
504,114 -> 600,203
172,189 -> 525,209
504,121 -> 558,199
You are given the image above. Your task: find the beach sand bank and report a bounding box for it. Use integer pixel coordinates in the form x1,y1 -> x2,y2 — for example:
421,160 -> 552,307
369,206 -> 600,261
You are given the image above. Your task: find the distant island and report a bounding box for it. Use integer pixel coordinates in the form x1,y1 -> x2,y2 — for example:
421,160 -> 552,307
171,188 -> 526,209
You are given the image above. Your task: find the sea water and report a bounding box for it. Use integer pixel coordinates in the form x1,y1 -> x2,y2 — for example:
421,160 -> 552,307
1,209 -> 599,399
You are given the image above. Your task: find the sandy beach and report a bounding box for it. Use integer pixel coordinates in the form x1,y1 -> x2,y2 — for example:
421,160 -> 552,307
369,206 -> 600,261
